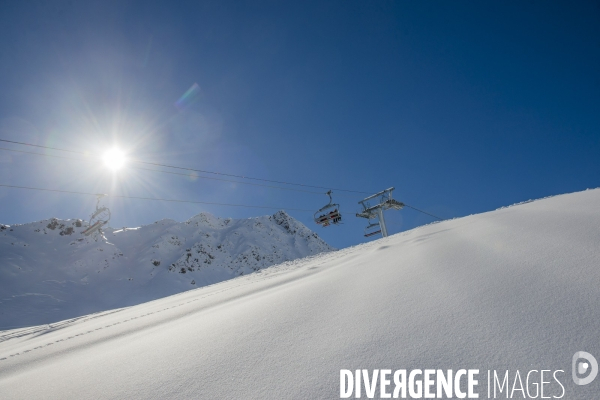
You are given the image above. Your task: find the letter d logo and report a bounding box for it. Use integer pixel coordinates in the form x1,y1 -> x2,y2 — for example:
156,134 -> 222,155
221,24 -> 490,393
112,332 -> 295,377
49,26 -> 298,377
572,351 -> 598,385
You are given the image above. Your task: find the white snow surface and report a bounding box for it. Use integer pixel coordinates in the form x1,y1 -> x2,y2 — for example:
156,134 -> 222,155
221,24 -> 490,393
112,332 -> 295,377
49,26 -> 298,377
0,210 -> 333,329
1,189 -> 600,399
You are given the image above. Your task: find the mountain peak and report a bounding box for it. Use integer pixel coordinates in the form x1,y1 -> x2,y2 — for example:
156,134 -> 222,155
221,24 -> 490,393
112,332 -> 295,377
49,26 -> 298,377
0,211 -> 334,329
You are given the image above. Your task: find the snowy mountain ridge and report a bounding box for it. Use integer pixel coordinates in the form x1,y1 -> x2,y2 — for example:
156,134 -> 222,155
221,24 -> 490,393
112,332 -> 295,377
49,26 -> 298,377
0,210 -> 334,329
2,189 -> 600,399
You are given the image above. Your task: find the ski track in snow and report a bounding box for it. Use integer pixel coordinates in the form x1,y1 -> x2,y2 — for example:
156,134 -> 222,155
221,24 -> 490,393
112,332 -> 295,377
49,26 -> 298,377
0,249 -> 345,359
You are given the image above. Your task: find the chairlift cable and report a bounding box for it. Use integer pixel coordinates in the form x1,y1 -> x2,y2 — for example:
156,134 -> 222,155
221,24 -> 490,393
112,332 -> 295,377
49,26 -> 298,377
0,139 -> 446,221
0,184 -> 315,212
403,204 -> 444,221
0,146 -> 325,195
131,166 -> 325,195
0,138 -> 371,194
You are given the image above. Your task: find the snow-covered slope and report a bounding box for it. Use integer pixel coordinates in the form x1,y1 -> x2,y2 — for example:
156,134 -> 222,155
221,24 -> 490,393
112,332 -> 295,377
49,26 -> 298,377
1,189 -> 600,399
0,210 -> 333,329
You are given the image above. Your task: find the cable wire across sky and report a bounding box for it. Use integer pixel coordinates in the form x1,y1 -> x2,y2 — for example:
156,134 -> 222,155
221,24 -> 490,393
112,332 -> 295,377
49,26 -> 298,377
0,146 -> 328,196
0,184 -> 316,212
0,138 -> 445,221
0,138 -> 370,194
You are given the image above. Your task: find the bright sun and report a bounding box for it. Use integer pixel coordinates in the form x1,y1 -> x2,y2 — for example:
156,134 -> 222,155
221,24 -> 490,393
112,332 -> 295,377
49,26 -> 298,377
102,148 -> 126,171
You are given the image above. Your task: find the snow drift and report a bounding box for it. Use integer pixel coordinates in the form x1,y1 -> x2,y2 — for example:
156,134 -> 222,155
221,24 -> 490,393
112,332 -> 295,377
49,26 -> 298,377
1,189 -> 599,399
0,210 -> 333,329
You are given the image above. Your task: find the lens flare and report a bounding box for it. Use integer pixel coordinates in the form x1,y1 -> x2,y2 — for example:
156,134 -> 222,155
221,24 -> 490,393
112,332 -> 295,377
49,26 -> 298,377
175,83 -> 201,110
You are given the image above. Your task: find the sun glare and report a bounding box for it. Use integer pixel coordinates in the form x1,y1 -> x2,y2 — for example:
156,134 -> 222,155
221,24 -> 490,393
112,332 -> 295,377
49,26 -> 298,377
102,148 -> 126,171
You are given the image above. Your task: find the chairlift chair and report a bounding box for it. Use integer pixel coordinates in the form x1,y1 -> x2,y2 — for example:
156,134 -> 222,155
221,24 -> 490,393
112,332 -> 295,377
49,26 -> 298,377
82,194 -> 111,236
314,190 -> 342,227
364,221 -> 381,237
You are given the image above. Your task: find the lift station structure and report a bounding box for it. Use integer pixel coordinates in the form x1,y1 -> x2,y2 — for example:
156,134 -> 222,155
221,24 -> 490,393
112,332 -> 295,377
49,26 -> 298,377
356,187 -> 405,238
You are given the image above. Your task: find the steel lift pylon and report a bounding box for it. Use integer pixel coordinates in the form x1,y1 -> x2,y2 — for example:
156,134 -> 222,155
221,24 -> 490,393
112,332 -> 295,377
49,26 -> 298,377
356,187 -> 404,238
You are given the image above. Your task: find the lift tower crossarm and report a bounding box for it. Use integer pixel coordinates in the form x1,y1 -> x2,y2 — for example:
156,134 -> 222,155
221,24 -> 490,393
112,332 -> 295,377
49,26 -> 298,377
356,200 -> 405,218
358,187 -> 396,204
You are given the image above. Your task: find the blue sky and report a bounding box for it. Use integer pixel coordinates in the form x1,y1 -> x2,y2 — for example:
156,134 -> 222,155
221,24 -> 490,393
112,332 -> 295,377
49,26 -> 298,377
0,1 -> 598,249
